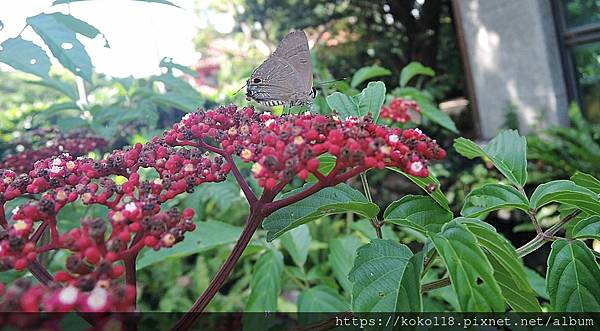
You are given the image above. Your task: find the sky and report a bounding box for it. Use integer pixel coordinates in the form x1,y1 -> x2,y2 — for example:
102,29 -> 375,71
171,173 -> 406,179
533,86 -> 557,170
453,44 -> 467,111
0,0 -> 235,78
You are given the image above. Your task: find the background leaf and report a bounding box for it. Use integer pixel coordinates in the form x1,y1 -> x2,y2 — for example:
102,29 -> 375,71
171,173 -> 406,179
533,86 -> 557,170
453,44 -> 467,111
572,215 -> 600,240
351,65 -> 391,87
546,239 -> 600,311
27,13 -> 93,81
399,61 -> 435,87
0,37 -> 51,78
396,87 -> 457,133
329,235 -> 363,295
387,167 -> 449,210
281,224 -> 311,267
348,239 -> 413,312
50,13 -> 108,46
298,285 -> 350,312
263,183 -> 379,241
430,220 -> 505,312
136,220 -> 242,270
571,172 -> 600,194
245,249 -> 284,312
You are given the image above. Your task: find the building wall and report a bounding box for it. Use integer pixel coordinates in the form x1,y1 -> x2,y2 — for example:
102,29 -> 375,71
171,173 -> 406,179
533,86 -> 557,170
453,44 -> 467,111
454,0 -> 569,139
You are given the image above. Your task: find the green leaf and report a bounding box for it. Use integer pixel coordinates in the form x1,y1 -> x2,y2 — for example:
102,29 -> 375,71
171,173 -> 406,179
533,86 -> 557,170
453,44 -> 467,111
399,62 -> 435,87
49,13 -> 108,46
297,285 -> 350,312
351,65 -> 391,88
397,88 -> 458,133
245,250 -> 284,312
430,220 -> 505,312
453,130 -> 527,187
461,219 -> 541,312
384,195 -> 453,235
27,78 -> 78,100
329,236 -> 363,294
571,172 -> 600,194
151,92 -> 201,112
461,183 -> 529,218
263,183 -> 379,241
572,215 -> 600,240
546,239 -> 600,311
525,267 -> 549,300
396,251 -> 424,312
348,239 -> 413,312
387,167 -> 449,210
52,0 -> 180,7
530,180 -> 600,214
0,37 -> 51,78
136,220 -> 242,270
27,14 -> 93,82
281,224 -> 311,267
159,57 -> 198,77
306,155 -> 336,182
326,81 -> 385,122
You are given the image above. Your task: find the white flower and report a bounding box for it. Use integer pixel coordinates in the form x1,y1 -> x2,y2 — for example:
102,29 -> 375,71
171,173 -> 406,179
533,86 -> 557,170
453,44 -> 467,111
86,287 -> 108,310
410,161 -> 423,173
388,134 -> 399,143
59,286 -> 79,305
125,202 -> 138,213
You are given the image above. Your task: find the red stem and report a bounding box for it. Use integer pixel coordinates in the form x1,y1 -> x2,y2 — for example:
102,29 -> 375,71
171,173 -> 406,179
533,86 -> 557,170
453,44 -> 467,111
0,203 -> 6,228
171,211 -> 265,331
225,155 -> 257,204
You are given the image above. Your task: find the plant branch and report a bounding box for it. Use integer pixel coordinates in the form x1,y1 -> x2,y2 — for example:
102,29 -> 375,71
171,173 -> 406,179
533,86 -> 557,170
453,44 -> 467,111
172,211 -> 266,330
517,209 -> 581,257
421,277 -> 451,293
360,172 -> 382,239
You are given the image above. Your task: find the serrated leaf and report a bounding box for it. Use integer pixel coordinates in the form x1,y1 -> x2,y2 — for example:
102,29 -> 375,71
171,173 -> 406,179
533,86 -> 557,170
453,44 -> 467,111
400,62 -> 434,87
384,195 -> 452,235
461,183 -> 529,218
525,267 -> 549,300
27,14 -> 93,82
530,180 -> 600,214
546,239 -> 600,311
50,13 -> 108,46
430,220 -> 505,312
0,37 -> 51,78
326,81 -> 385,122
453,130 -> 527,187
52,0 -> 180,7
387,167 -> 449,210
263,183 -> 379,241
245,250 -> 283,312
460,219 -> 541,312
572,215 -> 600,240
351,65 -> 391,87
329,236 -> 363,294
571,172 -> 600,194
281,224 -> 311,267
348,239 -> 413,312
136,220 -> 242,270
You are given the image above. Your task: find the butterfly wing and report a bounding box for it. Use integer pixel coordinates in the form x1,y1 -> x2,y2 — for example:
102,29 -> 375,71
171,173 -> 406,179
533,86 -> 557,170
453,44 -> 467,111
272,30 -> 313,91
246,30 -> 314,106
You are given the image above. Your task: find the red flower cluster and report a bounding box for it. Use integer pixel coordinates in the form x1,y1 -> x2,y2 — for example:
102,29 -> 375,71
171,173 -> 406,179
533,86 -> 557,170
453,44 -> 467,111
0,103 -> 444,316
0,136 -> 229,312
0,130 -> 108,174
165,105 -> 444,189
380,98 -> 421,123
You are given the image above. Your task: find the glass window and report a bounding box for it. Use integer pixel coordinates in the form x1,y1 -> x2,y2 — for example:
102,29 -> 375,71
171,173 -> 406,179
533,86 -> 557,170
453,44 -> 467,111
563,0 -> 600,28
573,41 -> 600,121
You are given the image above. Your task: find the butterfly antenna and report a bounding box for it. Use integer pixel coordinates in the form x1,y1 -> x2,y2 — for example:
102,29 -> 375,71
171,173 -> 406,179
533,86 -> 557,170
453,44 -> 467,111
231,84 -> 246,97
317,77 -> 348,86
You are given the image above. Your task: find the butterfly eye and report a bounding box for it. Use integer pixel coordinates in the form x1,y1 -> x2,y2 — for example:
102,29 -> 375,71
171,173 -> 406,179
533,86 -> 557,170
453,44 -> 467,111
252,78 -> 261,84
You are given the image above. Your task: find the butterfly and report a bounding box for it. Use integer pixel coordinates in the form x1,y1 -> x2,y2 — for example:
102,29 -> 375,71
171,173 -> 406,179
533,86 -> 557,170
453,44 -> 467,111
245,30 -> 316,107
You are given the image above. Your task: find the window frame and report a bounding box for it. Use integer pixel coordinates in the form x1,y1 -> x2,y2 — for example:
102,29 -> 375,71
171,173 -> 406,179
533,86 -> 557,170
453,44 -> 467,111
551,0 -> 600,113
